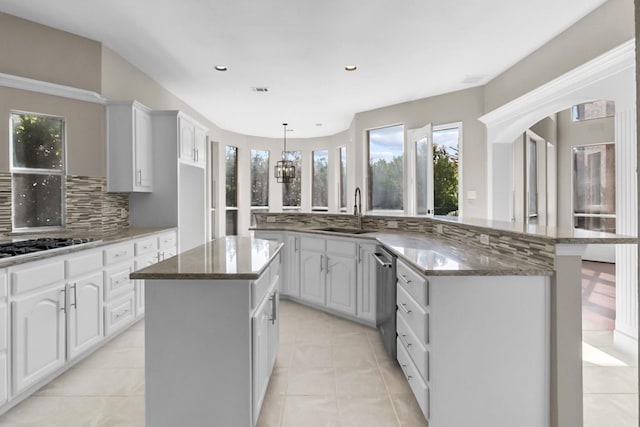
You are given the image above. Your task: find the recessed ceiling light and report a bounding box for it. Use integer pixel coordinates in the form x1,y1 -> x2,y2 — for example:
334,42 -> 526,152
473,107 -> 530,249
214,65 -> 228,71
251,87 -> 269,93
315,123 -> 323,127
345,65 -> 357,71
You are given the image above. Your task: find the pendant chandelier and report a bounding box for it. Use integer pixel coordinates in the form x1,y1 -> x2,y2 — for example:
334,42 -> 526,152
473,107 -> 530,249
274,123 -> 296,184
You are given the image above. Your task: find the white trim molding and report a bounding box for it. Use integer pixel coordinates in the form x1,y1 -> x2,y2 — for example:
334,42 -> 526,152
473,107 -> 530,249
479,39 -> 635,143
0,72 -> 107,104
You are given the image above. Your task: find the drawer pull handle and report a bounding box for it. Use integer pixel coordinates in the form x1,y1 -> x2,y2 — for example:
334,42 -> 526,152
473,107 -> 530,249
399,274 -> 412,284
399,363 -> 412,381
114,251 -> 127,258
399,303 -> 412,314
399,333 -> 412,348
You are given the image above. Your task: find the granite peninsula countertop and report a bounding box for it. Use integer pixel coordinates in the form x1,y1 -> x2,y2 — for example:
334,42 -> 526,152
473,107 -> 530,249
130,236 -> 283,280
254,227 -> 554,276
0,227 -> 176,268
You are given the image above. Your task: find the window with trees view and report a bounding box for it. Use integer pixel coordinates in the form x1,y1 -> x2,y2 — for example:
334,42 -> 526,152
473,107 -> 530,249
432,126 -> 459,216
225,146 -> 238,235
250,149 -> 269,226
368,125 -> 404,211
339,146 -> 347,211
282,151 -> 302,210
11,112 -> 65,229
573,143 -> 615,232
312,150 -> 328,211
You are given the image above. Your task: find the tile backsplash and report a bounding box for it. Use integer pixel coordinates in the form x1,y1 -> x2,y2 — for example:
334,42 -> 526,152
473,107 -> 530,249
0,172 -> 129,234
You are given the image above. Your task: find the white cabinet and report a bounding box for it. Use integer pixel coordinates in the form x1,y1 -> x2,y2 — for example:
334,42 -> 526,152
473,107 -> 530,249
300,249 -> 325,305
284,233 -> 300,296
179,115 -> 207,167
66,271 -> 103,360
0,271 -> 8,406
12,283 -> 66,394
326,254 -> 357,315
107,101 -> 153,192
356,242 -> 377,323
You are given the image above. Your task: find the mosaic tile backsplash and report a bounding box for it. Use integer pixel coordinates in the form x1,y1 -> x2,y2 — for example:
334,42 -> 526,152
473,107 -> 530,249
254,212 -> 555,269
0,172 -> 129,234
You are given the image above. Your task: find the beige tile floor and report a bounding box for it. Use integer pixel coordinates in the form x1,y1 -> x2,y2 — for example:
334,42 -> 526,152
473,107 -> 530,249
0,299 -> 636,426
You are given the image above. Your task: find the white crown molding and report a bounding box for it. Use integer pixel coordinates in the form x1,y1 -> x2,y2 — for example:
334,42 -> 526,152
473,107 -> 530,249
0,72 -> 107,104
479,39 -> 635,129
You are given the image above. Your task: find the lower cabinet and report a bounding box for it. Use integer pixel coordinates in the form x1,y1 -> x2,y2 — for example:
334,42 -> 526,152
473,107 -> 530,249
325,254 -> 357,315
12,284 -> 66,394
252,286 -> 279,426
284,233 -> 300,296
356,242 -> 377,323
300,249 -> 325,305
67,271 -> 104,360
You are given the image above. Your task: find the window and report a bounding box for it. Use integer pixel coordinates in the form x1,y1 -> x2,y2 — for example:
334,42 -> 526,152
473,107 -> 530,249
282,151 -> 301,211
573,143 -> 615,232
11,113 -> 65,230
312,150 -> 328,211
368,124 -> 404,211
416,125 -> 460,216
572,100 -> 615,122
527,136 -> 538,218
250,149 -> 270,226
339,146 -> 347,212
225,146 -> 238,235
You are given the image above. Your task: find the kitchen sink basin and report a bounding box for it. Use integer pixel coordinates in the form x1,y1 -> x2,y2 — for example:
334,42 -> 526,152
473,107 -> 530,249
316,227 -> 370,235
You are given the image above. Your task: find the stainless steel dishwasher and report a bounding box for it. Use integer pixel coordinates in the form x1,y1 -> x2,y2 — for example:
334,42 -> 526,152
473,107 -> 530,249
373,246 -> 397,359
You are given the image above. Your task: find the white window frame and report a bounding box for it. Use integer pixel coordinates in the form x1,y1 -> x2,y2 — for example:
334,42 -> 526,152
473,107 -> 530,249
10,110 -> 67,232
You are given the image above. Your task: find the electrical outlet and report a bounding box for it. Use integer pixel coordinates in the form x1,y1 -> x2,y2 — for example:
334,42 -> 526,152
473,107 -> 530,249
266,217 -> 276,223
479,234 -> 490,245
119,208 -> 127,219
436,224 -> 443,234
387,220 -> 398,229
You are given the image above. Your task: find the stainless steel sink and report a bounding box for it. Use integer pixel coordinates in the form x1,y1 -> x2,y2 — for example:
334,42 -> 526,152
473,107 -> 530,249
316,227 -> 370,235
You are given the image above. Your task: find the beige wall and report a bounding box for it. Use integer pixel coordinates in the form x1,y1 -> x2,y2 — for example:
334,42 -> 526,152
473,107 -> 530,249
556,108 -> 615,229
0,13 -> 102,92
0,87 -> 105,176
484,0 -> 634,113
352,87 -> 486,218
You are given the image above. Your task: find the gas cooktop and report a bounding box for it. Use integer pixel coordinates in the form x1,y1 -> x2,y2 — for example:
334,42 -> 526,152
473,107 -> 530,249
0,237 -> 96,260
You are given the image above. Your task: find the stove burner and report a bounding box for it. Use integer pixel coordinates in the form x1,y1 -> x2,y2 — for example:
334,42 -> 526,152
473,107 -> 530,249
0,237 -> 95,258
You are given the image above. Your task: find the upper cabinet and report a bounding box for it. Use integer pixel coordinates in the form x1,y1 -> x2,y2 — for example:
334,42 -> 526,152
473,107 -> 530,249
107,101 -> 153,192
179,114 -> 207,168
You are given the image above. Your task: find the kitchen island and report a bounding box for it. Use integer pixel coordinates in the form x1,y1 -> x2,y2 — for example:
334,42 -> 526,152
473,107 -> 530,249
131,236 -> 283,427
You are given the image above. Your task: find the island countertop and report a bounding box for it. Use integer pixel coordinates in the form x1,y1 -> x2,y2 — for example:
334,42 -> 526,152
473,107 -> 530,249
130,236 -> 283,280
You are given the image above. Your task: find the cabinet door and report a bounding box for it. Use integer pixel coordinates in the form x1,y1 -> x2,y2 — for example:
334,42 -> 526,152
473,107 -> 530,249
326,254 -> 357,315
67,272 -> 104,360
284,234 -> 300,296
179,117 -> 195,162
13,284 -> 66,394
299,250 -> 325,305
252,295 -> 271,426
268,290 -> 279,371
134,106 -> 153,190
194,126 -> 207,167
357,243 -> 377,323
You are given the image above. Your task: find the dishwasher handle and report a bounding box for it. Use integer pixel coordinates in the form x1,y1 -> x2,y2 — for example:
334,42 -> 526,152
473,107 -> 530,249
372,252 -> 393,269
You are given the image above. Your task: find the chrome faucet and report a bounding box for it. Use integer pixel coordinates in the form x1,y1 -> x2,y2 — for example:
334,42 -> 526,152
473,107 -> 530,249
354,187 -> 362,229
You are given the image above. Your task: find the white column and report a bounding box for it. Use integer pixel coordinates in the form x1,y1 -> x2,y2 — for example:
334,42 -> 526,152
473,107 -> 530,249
614,106 -> 638,355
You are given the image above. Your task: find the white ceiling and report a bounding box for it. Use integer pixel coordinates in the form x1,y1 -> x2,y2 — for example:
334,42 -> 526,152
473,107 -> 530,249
0,0 -> 605,138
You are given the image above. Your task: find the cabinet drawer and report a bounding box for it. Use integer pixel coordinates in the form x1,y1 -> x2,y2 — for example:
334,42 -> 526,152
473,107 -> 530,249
252,265 -> 271,309
65,251 -> 102,279
135,237 -> 158,256
397,284 -> 429,344
326,239 -> 357,256
103,243 -> 135,266
397,337 -> 429,421
158,232 -> 177,250
104,293 -> 135,337
10,258 -> 65,295
397,258 -> 429,307
397,312 -> 428,381
104,263 -> 134,301
300,236 -> 325,252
